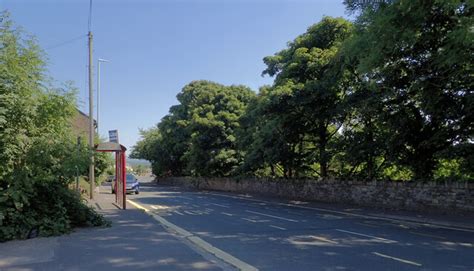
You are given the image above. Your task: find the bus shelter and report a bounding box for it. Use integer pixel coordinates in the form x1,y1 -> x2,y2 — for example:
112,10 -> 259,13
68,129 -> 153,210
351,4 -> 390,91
96,142 -> 127,209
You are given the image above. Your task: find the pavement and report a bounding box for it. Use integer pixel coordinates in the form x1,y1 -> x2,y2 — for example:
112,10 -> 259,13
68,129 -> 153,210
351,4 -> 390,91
0,182 -> 227,271
1,176 -> 473,271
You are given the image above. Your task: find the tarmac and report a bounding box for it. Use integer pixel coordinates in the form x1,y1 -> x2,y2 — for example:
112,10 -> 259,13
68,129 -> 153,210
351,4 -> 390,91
1,179 -> 473,271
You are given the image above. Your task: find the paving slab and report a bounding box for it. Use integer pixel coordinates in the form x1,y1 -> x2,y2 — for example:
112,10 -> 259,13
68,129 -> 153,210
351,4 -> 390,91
0,189 -> 224,271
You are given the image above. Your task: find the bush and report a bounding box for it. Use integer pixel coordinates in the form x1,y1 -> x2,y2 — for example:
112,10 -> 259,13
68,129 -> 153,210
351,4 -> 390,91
0,180 -> 109,242
0,13 -> 110,242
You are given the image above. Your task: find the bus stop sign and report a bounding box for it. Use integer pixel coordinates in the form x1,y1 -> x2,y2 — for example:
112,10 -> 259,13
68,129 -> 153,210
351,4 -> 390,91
109,130 -> 119,143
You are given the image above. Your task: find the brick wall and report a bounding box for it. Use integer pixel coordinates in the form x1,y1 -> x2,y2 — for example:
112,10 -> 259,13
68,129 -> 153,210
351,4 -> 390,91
158,177 -> 474,213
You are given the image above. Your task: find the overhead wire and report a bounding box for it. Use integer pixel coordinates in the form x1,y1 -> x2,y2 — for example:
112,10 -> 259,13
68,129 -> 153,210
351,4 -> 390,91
44,34 -> 87,50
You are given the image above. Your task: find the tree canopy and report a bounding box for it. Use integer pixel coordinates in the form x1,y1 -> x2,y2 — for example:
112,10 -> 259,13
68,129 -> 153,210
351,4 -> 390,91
131,80 -> 255,177
134,1 -> 472,182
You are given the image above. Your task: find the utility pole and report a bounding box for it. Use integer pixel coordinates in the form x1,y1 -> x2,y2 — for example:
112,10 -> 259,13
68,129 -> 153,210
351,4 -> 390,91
88,30 -> 95,200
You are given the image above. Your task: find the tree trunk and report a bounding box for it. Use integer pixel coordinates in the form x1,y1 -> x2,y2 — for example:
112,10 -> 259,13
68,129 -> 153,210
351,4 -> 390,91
319,127 -> 328,178
366,119 -> 375,180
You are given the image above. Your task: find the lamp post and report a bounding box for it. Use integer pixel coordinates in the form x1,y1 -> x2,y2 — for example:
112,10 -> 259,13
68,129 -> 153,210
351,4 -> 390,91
97,58 -> 110,136
88,31 -> 94,200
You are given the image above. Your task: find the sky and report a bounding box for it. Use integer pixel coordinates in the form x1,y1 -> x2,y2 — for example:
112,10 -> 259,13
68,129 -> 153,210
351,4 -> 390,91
0,0 -> 349,155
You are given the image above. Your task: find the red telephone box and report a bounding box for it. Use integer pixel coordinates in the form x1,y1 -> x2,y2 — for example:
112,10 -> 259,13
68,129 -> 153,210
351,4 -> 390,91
96,142 -> 127,209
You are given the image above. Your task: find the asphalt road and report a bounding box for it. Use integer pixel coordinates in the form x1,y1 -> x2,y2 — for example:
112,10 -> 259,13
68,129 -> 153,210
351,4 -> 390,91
127,177 -> 474,271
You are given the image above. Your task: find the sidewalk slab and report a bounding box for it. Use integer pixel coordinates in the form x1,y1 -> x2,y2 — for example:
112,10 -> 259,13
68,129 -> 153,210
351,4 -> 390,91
0,237 -> 58,268
0,190 -> 223,271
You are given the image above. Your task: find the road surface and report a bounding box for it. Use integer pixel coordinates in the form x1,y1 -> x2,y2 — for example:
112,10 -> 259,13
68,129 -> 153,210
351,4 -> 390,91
125,177 -> 474,271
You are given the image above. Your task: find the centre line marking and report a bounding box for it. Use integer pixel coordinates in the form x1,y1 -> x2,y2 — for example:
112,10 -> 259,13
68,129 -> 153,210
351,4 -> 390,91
409,231 -> 446,240
203,192 -> 474,233
372,252 -> 422,267
245,210 -> 299,222
269,225 -> 287,230
242,218 -> 258,223
221,212 -> 234,216
335,229 -> 397,243
312,236 -> 338,244
356,222 -> 379,228
210,203 -> 230,208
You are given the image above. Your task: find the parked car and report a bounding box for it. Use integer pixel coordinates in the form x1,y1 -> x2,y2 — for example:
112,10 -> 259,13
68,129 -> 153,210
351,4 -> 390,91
105,175 -> 115,182
111,174 -> 140,194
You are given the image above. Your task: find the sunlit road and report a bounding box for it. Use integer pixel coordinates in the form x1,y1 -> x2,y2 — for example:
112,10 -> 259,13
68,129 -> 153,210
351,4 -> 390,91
127,177 -> 474,271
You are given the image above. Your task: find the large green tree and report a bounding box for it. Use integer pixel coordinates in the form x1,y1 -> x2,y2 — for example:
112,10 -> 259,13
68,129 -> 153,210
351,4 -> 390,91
344,0 -> 473,179
132,80 -> 255,177
259,17 -> 354,178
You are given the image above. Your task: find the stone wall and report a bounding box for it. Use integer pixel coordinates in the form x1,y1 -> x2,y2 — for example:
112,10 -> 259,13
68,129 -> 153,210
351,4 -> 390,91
158,177 -> 474,213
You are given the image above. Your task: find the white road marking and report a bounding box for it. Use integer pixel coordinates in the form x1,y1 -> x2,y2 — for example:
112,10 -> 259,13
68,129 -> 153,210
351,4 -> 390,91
221,212 -> 234,216
174,210 -> 184,216
356,222 -> 379,228
311,236 -> 338,244
398,224 -> 410,229
127,199 -> 258,271
269,225 -> 287,230
409,231 -> 446,240
372,252 -> 422,267
245,210 -> 298,222
242,218 -> 258,223
184,210 -> 195,215
209,203 -> 230,208
150,205 -> 168,210
335,229 -> 397,243
202,192 -> 474,233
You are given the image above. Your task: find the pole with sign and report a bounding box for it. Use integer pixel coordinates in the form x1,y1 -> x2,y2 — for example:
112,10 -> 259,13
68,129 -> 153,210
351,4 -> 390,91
109,130 -> 119,143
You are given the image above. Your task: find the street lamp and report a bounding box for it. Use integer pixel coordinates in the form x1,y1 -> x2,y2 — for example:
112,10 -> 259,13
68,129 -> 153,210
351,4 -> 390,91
97,58 -> 110,136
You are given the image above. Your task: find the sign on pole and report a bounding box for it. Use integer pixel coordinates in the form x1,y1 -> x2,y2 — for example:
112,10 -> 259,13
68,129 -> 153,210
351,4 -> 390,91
109,130 -> 119,143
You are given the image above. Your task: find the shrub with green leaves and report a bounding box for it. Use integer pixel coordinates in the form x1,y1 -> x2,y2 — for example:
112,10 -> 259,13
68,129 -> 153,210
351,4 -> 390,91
0,12 -> 109,242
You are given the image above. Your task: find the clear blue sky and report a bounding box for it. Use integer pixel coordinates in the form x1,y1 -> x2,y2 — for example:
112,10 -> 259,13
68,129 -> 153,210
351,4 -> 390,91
1,0 -> 349,154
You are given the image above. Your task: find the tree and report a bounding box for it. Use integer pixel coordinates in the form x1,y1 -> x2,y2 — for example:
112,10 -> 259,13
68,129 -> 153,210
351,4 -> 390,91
261,17 -> 354,178
132,80 -> 255,177
344,0 -> 473,179
183,81 -> 255,176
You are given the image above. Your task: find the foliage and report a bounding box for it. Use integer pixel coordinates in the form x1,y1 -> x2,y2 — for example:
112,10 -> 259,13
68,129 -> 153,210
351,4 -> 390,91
256,17 -> 354,178
132,81 -> 255,177
0,12 -> 109,242
134,2 -> 472,182
343,0 -> 473,179
132,164 -> 147,176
